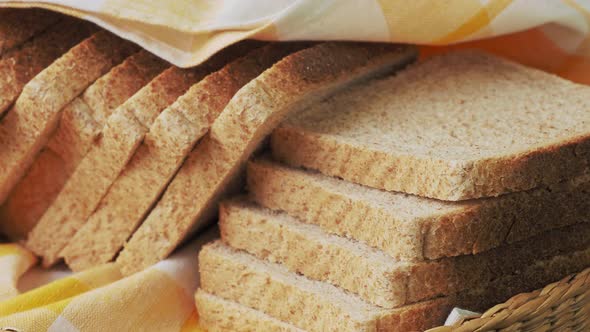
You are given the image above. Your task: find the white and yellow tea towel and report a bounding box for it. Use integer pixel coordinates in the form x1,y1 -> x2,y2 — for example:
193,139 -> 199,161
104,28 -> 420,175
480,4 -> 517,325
0,1 -> 589,331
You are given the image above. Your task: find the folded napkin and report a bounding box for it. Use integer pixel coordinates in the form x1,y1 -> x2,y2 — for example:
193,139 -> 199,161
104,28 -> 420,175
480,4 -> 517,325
0,0 -> 588,84
0,1 -> 589,331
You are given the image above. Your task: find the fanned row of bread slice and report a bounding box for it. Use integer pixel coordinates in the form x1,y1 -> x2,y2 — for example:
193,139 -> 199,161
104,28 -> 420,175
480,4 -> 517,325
0,9 -> 419,270
1,9 -> 589,331
195,52 -> 590,330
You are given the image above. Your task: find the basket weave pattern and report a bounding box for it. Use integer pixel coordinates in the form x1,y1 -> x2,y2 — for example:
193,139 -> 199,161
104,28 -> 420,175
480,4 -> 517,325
428,267 -> 590,332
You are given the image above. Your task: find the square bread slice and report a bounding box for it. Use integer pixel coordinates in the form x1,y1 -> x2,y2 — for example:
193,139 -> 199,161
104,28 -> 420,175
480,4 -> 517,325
270,51 -> 590,201
0,31 -> 138,204
116,43 -> 418,275
59,44 -> 296,271
0,8 -> 61,57
198,241 -> 590,332
247,159 -> 590,261
0,18 -> 96,116
219,199 -> 590,308
0,50 -> 168,239
26,43 -> 258,268
195,290 -> 304,332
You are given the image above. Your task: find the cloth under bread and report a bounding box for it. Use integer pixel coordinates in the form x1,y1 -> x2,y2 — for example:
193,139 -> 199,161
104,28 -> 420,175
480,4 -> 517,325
0,228 -> 217,331
0,2 -> 588,331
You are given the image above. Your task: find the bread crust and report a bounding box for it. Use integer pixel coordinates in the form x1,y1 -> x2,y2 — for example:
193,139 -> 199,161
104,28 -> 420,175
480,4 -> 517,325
117,43 -> 418,275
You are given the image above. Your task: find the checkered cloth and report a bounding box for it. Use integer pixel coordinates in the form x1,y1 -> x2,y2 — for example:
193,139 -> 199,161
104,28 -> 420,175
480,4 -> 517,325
0,1 -> 589,331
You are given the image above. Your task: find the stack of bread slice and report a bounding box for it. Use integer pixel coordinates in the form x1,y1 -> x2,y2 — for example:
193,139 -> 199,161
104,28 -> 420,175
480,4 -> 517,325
195,52 -> 590,331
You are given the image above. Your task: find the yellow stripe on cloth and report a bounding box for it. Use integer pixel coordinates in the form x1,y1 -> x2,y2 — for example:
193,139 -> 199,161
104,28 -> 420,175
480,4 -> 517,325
0,266 -> 193,331
435,0 -> 513,44
0,244 -> 30,257
376,0 -> 483,42
0,228 -> 214,331
0,244 -> 36,302
59,268 -> 193,331
0,307 -> 62,331
0,264 -> 121,317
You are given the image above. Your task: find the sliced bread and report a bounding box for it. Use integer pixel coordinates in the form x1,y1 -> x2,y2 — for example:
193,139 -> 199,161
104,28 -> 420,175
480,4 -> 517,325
0,31 -> 138,204
0,9 -> 61,56
199,241 -> 590,332
25,64 -> 204,267
26,41 -> 257,267
0,18 -> 96,116
247,158 -> 590,261
195,290 -> 304,332
219,199 -> 590,308
0,50 -> 167,239
270,51 -> 590,201
59,44 -> 292,271
117,43 -> 418,275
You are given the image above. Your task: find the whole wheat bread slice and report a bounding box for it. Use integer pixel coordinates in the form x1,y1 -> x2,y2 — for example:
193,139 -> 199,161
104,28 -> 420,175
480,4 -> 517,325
0,51 -> 167,239
0,31 -> 138,204
271,51 -> 590,201
220,199 -> 590,308
116,43 -> 418,275
59,44 -> 290,271
25,42 -> 255,268
247,159 -> 590,261
0,18 -> 96,116
198,241 -> 590,332
195,290 -> 304,332
0,8 -> 61,57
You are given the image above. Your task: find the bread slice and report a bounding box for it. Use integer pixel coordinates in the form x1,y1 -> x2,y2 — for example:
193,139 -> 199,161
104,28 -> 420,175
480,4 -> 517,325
25,42 -> 256,268
270,51 -> 590,201
0,51 -> 167,239
247,159 -> 590,261
219,199 -> 590,308
0,31 -> 138,204
195,290 -> 304,332
117,43 -> 418,275
0,8 -> 61,56
59,44 -> 295,271
0,18 -> 96,116
199,241 -> 590,332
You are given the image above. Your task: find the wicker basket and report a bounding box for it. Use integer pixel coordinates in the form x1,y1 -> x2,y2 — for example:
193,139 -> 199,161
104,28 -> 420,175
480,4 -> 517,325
427,267 -> 590,332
